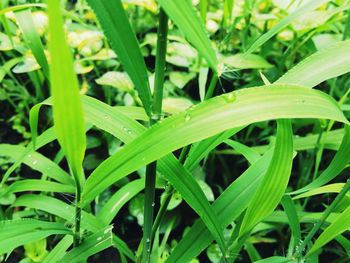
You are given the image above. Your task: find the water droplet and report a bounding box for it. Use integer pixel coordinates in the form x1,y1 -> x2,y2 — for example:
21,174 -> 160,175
147,248 -> 150,253
224,92 -> 236,103
27,154 -> 32,158
104,115 -> 109,119
146,238 -> 150,243
65,206 -> 69,209
184,113 -> 191,122
104,228 -> 110,234
32,160 -> 38,165
151,202 -> 155,207
97,237 -> 102,241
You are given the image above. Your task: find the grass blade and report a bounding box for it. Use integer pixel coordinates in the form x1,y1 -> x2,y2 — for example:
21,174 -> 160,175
48,0 -> 86,188
158,0 -> 219,73
15,9 -> 49,78
0,219 -> 72,255
167,150 -> 274,262
42,235 -> 73,263
60,226 -> 113,263
246,0 -> 330,54
240,120 -> 294,235
86,0 -> 152,116
290,125 -> 350,195
83,85 -> 347,204
277,40 -> 350,87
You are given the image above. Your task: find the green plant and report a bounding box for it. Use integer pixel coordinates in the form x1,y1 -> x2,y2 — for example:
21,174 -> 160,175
0,0 -> 350,262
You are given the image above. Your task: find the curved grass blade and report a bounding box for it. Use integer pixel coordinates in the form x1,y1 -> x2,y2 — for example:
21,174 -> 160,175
48,0 -> 86,187
97,179 -> 144,225
0,144 -> 73,185
240,120 -> 294,235
166,150 -> 274,262
86,0 -> 152,116
0,219 -> 72,255
4,179 -> 75,195
83,85 -> 347,204
245,0 -> 330,54
13,194 -> 135,260
42,235 -> 73,263
158,0 -> 219,73
224,139 -> 261,164
15,9 -> 49,78
307,189 -> 350,256
0,57 -> 22,82
82,95 -> 227,254
293,183 -> 345,200
60,226 -> 113,263
290,125 -> 350,195
277,40 -> 350,87
184,128 -> 243,171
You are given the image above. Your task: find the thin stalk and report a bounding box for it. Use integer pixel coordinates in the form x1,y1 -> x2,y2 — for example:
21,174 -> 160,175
142,9 -> 168,263
73,179 -> 82,247
205,72 -> 218,100
295,179 -> 350,259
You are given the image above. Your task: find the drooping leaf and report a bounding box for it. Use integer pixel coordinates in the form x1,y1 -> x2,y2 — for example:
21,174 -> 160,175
83,85 -> 347,204
0,219 -> 72,255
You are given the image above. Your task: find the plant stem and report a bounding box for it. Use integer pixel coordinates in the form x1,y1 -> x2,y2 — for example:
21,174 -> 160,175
73,181 -> 82,247
295,179 -> 350,259
142,9 -> 168,263
205,72 -> 218,100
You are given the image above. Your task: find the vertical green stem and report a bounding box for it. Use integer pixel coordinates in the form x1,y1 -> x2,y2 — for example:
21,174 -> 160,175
73,179 -> 82,247
142,9 -> 168,263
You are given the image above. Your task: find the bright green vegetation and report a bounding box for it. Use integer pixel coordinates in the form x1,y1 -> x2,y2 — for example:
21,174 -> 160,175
0,0 -> 350,262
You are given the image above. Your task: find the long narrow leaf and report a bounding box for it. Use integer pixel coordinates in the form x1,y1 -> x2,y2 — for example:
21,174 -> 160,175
48,0 -> 86,186
86,0 -> 152,116
83,85 -> 347,204
240,120 -> 294,235
158,0 -> 219,73
0,219 -> 72,255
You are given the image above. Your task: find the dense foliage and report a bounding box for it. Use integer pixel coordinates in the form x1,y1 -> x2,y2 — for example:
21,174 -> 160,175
0,0 -> 350,262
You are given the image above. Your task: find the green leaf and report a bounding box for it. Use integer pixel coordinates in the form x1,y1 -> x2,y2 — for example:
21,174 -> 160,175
308,205 -> 350,256
81,96 -> 227,254
240,120 -> 294,235
290,126 -> 350,195
0,219 -> 72,255
95,71 -> 134,92
60,226 -> 113,263
0,144 -> 73,186
97,179 -> 144,225
83,85 -> 347,204
281,195 -> 301,249
254,256 -> 293,263
293,183 -> 345,200
42,235 -> 73,263
157,0 -> 219,73
86,0 -> 152,116
15,9 -> 49,78
277,40 -> 350,87
223,139 -> 261,164
48,0 -> 86,186
13,194 -> 135,260
245,0 -> 330,54
4,179 -> 75,195
167,150 -> 274,262
223,53 -> 273,69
